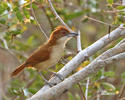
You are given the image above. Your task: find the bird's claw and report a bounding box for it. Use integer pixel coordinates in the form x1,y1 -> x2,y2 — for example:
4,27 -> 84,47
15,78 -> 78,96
51,72 -> 64,81
44,80 -> 56,87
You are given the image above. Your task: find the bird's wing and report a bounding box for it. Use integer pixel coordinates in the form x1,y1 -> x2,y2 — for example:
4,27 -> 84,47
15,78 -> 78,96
25,44 -> 51,66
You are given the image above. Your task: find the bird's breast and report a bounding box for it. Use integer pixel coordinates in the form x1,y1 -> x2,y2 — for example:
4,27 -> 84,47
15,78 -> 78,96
50,43 -> 64,63
35,43 -> 65,70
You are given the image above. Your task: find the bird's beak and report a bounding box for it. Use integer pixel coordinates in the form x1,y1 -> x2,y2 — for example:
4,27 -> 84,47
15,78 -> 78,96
67,32 -> 78,37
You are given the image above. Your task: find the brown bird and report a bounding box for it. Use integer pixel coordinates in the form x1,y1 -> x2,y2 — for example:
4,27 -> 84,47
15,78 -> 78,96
11,26 -> 78,81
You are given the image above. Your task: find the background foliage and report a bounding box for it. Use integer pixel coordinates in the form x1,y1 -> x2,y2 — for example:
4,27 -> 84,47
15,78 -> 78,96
0,0 -> 125,100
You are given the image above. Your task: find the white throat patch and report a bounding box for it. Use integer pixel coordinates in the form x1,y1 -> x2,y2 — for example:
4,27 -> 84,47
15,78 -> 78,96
57,36 -> 72,46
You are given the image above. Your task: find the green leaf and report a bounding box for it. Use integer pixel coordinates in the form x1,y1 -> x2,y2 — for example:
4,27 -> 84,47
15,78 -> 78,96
107,0 -> 113,4
12,40 -> 29,51
32,3 -> 38,9
2,2 -> 10,11
27,36 -> 34,45
16,11 -> 23,22
0,19 -> 6,24
121,72 -> 125,79
28,88 -> 37,94
93,70 -> 102,81
14,7 -> 23,22
23,8 -> 30,18
101,82 -> 116,92
0,6 -> 5,14
11,79 -> 25,88
13,6 -> 19,12
8,29 -> 22,35
117,6 -> 125,10
0,2 -> 10,14
104,71 -> 115,77
67,92 -> 74,100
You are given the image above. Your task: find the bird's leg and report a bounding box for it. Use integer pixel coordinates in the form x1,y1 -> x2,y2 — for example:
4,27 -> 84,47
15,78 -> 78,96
38,71 -> 55,87
47,69 -> 64,81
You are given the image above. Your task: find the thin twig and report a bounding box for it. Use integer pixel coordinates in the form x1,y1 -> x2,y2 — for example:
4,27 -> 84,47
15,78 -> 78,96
77,30 -> 82,52
85,77 -> 89,100
108,25 -> 111,38
108,25 -> 111,34
34,2 -> 54,30
104,10 -> 125,13
82,16 -> 116,28
47,0 -> 72,32
97,90 -> 100,100
76,30 -> 86,100
85,57 -> 93,100
42,6 -> 54,30
30,0 -> 48,39
118,84 -> 125,99
77,83 -> 86,100
82,16 -> 125,30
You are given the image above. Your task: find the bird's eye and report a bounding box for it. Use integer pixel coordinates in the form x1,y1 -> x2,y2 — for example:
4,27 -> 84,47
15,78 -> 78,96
62,32 -> 66,34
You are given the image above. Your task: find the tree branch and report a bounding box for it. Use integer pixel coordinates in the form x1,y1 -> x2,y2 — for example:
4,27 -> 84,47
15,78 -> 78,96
47,0 -> 73,32
27,39 -> 125,100
30,0 -> 49,39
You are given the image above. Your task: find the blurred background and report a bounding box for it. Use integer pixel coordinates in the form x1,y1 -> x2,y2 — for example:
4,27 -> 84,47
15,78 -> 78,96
0,0 -> 125,100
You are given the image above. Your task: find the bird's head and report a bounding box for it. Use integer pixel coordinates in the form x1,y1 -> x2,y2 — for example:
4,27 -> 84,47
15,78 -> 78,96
49,26 -> 78,44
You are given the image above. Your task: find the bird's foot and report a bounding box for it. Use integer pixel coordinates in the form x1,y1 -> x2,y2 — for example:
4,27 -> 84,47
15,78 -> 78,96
50,71 -> 64,81
44,79 -> 56,87
38,71 -> 56,87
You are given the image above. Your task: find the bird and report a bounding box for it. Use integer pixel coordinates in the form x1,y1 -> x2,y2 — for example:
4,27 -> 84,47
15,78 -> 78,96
11,26 -> 78,84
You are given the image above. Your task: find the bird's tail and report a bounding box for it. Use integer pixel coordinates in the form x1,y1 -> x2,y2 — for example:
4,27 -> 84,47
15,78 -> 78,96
11,63 -> 26,77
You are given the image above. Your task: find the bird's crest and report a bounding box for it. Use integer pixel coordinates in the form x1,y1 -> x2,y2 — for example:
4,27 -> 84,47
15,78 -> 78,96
54,26 -> 69,32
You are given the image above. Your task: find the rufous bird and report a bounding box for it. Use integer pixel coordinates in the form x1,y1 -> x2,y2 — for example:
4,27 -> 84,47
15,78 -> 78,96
11,26 -> 78,80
